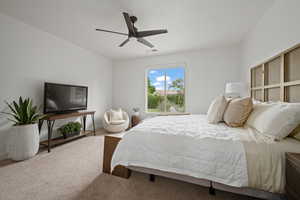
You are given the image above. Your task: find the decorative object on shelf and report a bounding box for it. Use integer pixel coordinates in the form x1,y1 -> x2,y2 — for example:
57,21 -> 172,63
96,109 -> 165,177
132,107 -> 140,116
225,82 -> 247,98
58,122 -> 82,139
1,97 -> 43,161
103,109 -> 129,133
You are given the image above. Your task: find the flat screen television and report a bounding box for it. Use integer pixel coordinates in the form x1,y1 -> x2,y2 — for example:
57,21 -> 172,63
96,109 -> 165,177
44,82 -> 88,114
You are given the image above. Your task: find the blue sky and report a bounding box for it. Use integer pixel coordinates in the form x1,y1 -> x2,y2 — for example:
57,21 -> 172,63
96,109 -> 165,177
148,67 -> 184,90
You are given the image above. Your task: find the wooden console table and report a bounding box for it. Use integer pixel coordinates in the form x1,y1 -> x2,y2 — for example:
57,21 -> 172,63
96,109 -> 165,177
38,111 -> 96,152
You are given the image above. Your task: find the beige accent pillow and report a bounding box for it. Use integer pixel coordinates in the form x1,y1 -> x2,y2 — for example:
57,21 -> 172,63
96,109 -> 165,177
207,95 -> 228,124
110,108 -> 123,122
224,97 -> 253,127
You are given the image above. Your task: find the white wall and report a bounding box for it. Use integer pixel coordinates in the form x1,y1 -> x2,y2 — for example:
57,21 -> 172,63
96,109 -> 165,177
241,0 -> 300,82
0,13 -> 112,159
112,45 -> 242,116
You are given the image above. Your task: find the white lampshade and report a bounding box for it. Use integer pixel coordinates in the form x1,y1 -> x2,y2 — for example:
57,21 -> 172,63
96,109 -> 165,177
225,82 -> 246,98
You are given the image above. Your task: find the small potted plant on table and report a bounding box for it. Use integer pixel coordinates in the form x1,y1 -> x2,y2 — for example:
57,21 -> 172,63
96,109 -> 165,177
2,97 -> 43,161
58,122 -> 82,139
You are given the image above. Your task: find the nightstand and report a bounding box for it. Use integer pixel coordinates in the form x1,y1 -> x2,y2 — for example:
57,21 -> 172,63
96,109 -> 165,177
131,115 -> 141,127
286,153 -> 300,200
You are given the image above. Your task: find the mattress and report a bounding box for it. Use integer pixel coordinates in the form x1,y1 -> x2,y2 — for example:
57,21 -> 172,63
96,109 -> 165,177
111,114 -> 300,194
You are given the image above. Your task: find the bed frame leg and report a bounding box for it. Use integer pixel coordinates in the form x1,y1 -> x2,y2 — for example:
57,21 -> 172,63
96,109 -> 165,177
149,174 -> 155,182
209,181 -> 216,195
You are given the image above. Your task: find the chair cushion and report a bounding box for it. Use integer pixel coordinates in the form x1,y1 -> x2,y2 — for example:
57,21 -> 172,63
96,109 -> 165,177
110,108 -> 123,121
110,120 -> 126,125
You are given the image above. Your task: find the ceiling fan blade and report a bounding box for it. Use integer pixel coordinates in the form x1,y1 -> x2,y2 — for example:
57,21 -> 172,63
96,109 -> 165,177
137,38 -> 154,48
136,29 -> 168,37
95,28 -> 128,36
119,38 -> 130,47
123,12 -> 136,35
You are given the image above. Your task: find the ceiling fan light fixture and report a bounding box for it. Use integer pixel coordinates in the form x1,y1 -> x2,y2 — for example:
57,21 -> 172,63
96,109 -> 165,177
95,12 -> 168,48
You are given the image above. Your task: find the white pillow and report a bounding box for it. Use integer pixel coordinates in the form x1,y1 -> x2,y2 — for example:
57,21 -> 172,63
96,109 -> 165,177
246,103 -> 274,127
246,103 -> 300,140
207,95 -> 228,124
110,108 -> 123,122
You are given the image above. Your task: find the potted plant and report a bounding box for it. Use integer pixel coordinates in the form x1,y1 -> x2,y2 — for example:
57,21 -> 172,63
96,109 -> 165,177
58,122 -> 82,139
1,97 -> 43,161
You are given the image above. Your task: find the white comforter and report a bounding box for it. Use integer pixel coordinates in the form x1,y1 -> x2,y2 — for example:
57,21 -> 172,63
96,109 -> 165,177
112,114 -> 300,193
112,115 -> 251,187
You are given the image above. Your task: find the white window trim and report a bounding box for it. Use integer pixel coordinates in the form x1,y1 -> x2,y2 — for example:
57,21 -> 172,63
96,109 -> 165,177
145,62 -> 187,114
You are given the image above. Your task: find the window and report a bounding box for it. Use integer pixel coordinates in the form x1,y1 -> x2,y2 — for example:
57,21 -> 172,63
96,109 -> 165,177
147,66 -> 185,113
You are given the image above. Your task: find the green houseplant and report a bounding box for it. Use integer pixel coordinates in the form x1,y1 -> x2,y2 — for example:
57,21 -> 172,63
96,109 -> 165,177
1,97 -> 43,161
58,122 -> 82,139
2,97 -> 43,125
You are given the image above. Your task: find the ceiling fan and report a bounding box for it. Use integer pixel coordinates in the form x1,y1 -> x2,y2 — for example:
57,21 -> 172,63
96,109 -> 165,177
96,12 -> 168,48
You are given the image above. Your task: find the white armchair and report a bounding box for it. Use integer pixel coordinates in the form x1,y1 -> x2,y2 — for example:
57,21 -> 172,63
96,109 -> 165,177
103,109 -> 130,133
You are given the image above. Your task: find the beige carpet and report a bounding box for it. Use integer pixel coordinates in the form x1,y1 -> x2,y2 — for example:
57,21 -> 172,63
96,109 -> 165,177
0,136 -> 259,200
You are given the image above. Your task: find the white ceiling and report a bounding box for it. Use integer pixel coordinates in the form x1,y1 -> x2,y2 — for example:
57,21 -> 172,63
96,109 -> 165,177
0,0 -> 275,60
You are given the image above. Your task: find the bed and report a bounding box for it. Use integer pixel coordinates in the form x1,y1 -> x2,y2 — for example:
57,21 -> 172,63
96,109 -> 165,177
111,44 -> 300,200
111,114 -> 300,200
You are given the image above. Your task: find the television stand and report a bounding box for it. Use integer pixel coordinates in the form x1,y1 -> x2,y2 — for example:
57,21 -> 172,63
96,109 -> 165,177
38,111 -> 96,152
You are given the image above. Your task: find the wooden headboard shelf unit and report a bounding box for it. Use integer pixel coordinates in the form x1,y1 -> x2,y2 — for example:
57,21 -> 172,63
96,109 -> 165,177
250,43 -> 300,102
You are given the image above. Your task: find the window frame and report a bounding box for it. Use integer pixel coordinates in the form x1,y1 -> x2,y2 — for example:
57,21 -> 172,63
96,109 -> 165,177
145,63 -> 187,114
